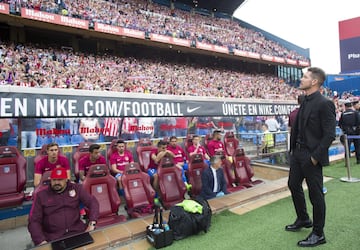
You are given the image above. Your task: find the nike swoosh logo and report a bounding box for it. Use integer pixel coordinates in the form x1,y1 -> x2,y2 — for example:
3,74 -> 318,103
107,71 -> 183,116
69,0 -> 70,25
187,106 -> 201,113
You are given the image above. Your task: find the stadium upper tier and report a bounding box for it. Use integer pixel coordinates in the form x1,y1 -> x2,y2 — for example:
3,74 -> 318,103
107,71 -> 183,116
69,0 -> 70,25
9,0 -> 309,62
0,42 -> 303,100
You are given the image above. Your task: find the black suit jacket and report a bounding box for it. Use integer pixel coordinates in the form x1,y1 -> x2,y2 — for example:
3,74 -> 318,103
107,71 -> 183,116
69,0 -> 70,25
200,166 -> 228,200
290,91 -> 336,166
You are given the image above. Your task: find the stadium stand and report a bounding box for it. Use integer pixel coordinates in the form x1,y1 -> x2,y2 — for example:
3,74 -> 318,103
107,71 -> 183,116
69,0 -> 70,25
0,41 -> 302,99
18,0 -> 309,62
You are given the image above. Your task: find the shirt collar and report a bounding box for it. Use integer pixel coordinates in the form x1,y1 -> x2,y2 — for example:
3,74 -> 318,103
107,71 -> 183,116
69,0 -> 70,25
305,91 -> 320,102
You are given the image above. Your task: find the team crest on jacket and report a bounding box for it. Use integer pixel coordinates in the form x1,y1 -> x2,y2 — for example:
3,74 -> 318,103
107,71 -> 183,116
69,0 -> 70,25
69,189 -> 76,197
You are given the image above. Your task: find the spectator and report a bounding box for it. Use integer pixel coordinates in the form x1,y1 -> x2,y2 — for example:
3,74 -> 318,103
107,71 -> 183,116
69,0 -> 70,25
136,117 -> 155,139
338,100 -> 360,164
20,118 -> 37,149
79,118 -> 101,142
265,116 -> 280,132
103,117 -> 121,142
121,117 -> 138,141
261,123 -> 274,154
175,117 -> 189,137
0,118 -> 11,146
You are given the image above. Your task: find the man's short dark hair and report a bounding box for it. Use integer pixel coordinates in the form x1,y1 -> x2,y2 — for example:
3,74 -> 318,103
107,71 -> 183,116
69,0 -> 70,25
117,139 -> 125,144
169,136 -> 177,141
307,67 -> 326,86
47,142 -> 59,150
89,144 -> 100,153
192,134 -> 199,140
213,129 -> 222,134
157,140 -> 167,147
210,156 -> 221,165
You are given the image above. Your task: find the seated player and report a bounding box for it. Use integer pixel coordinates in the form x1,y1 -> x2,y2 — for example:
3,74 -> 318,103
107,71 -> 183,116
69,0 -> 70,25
109,139 -> 134,196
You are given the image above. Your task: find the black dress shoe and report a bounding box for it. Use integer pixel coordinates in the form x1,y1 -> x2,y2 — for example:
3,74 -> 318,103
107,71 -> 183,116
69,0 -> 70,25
298,232 -> 326,247
285,219 -> 313,232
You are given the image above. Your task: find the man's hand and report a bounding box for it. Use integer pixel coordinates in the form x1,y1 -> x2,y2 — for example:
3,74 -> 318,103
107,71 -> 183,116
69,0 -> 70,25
39,241 -> 48,245
310,156 -> 318,166
86,221 -> 96,232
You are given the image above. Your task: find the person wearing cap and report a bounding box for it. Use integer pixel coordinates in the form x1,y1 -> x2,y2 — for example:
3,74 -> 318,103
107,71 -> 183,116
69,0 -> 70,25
352,97 -> 360,112
34,142 -> 71,187
339,99 -> 360,164
28,167 -> 99,246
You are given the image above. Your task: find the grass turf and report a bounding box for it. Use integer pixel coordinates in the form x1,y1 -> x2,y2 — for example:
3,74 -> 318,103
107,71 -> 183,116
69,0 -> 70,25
149,158 -> 360,250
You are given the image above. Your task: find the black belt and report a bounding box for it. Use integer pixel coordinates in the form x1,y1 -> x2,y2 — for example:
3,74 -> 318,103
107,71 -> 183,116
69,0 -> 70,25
295,142 -> 307,151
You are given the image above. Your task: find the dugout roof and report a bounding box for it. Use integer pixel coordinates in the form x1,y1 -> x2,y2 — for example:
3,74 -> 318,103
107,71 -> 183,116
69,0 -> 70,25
175,0 -> 245,15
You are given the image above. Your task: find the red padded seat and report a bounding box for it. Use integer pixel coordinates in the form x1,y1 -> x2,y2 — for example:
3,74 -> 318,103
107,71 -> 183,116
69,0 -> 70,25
0,146 -> 27,208
121,163 -> 155,218
82,164 -> 126,228
157,157 -> 186,209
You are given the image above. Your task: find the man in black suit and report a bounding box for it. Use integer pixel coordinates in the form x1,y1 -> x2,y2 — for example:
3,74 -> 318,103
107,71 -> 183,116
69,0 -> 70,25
200,156 -> 229,200
286,67 -> 336,247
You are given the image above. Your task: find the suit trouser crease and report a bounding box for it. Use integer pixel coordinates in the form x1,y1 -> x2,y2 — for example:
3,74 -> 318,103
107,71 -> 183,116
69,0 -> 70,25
288,149 -> 325,235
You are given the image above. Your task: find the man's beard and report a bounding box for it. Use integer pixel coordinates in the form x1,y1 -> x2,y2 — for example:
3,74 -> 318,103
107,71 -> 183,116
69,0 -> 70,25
51,184 -> 65,193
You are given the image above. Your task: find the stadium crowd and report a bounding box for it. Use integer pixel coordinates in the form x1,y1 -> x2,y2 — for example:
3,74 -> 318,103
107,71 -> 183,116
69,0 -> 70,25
0,41 -> 302,99
5,0 -> 310,62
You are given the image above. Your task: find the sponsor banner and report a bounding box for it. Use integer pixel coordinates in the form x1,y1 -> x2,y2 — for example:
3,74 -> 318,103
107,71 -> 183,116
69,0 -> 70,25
261,54 -> 274,62
0,87 -> 296,118
150,33 -> 172,43
122,28 -> 145,39
21,8 -> 88,30
0,3 -> 9,14
247,52 -> 261,59
298,60 -> 310,67
233,49 -> 248,57
273,56 -> 285,63
94,22 -> 122,35
339,16 -> 360,40
172,38 -> 190,47
213,45 -> 229,54
340,37 -> 360,73
59,15 -> 88,29
21,8 -> 56,23
196,42 -> 214,52
286,58 -> 297,65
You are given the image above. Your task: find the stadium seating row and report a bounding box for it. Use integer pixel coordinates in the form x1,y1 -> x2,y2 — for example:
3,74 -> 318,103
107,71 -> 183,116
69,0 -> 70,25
13,0 -> 309,61
0,42 -> 302,100
0,133 -> 263,224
